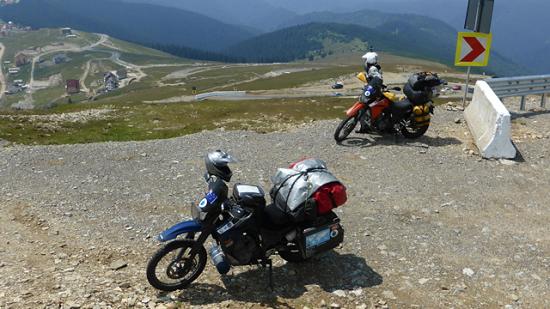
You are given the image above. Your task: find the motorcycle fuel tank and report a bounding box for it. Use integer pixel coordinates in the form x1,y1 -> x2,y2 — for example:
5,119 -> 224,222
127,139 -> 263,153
369,98 -> 391,121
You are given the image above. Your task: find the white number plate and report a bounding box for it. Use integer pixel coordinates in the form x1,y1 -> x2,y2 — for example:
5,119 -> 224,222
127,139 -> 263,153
306,228 -> 331,249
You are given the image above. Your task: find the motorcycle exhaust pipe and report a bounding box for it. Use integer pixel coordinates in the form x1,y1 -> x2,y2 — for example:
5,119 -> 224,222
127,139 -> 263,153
209,243 -> 230,275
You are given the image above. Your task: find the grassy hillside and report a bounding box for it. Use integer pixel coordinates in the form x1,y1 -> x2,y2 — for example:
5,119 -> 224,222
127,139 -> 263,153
0,28 -> 184,108
0,96 -> 349,145
0,28 -> 99,60
0,0 -> 255,51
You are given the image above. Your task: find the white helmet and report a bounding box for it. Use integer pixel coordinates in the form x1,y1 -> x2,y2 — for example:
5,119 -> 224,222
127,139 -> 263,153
362,52 -> 379,65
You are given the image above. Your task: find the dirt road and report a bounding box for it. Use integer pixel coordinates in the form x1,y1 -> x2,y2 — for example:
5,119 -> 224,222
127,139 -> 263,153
0,105 -> 549,308
78,60 -> 93,94
0,43 -> 6,100
28,34 -> 109,101
109,51 -> 146,83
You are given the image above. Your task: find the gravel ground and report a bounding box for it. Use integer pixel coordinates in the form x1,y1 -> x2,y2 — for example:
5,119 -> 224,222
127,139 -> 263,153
0,103 -> 549,309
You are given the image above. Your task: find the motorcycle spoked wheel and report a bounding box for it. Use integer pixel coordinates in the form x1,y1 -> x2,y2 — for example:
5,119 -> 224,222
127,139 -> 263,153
400,120 -> 430,139
334,116 -> 359,142
146,240 -> 207,291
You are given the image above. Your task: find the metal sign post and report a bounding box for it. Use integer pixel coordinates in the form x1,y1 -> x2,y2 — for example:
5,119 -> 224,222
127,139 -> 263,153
463,67 -> 471,107
465,0 -> 494,34
458,0 -> 494,107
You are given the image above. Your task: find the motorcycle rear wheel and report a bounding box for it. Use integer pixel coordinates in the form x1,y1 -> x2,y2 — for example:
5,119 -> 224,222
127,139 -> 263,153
146,240 -> 207,291
334,116 -> 358,142
401,122 -> 429,139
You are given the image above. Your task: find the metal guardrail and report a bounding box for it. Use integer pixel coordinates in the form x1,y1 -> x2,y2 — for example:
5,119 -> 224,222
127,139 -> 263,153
485,74 -> 550,110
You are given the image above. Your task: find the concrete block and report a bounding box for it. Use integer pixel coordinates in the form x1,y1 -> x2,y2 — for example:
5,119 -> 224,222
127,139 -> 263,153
464,81 -> 516,159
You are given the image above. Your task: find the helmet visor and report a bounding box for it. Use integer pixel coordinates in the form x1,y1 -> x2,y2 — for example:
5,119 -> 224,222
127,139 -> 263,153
209,150 -> 237,164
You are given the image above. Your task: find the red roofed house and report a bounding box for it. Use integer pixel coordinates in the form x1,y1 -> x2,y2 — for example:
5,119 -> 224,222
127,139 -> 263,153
66,79 -> 80,94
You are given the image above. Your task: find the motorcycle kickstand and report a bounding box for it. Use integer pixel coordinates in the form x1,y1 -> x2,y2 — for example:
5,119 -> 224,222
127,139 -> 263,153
393,132 -> 400,143
261,258 -> 274,291
393,125 -> 403,143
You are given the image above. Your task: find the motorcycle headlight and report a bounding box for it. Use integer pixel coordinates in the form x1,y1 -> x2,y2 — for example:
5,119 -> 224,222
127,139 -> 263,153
190,202 -> 207,221
191,198 -> 213,221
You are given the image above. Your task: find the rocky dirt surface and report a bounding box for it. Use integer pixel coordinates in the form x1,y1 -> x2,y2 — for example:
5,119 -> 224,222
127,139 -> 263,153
0,109 -> 115,124
0,104 -> 549,309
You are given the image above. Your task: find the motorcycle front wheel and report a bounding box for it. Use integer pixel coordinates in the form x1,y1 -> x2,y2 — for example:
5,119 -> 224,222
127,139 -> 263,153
401,122 -> 429,139
334,116 -> 358,142
146,240 -> 207,291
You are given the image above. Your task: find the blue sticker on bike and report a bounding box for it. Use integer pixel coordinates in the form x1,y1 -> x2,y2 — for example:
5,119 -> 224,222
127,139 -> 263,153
206,191 -> 218,204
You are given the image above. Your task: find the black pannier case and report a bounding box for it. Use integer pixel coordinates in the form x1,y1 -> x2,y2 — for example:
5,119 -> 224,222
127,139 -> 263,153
403,82 -> 431,105
294,212 -> 344,259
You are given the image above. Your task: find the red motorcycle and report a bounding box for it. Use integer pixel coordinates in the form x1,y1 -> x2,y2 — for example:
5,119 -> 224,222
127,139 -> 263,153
334,72 -> 445,142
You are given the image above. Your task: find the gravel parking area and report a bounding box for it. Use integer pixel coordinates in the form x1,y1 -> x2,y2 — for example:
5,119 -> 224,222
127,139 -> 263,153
1,104 -> 549,308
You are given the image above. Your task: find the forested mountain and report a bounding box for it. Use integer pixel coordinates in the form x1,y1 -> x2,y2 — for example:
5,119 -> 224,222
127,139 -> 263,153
224,23 -> 390,63
149,44 -> 244,63
0,0 -> 256,51
224,22 -> 523,76
269,0 -> 550,74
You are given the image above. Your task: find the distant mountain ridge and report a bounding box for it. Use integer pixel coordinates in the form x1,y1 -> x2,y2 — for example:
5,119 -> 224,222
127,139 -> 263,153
273,9 -> 528,76
267,0 -> 550,74
122,0 -> 296,32
0,0 -> 256,51
280,9 -> 455,36
224,22 -> 524,76
1,0 -> 530,76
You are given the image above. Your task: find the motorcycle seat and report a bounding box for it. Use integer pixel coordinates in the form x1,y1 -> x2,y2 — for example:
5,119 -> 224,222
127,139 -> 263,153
262,203 -> 292,227
393,99 -> 412,110
261,202 -> 339,230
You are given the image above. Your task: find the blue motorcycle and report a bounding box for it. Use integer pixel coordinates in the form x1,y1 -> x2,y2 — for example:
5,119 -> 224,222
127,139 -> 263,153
146,151 -> 345,291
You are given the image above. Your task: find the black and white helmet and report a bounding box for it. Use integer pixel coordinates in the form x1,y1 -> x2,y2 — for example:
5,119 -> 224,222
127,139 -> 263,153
205,150 -> 236,182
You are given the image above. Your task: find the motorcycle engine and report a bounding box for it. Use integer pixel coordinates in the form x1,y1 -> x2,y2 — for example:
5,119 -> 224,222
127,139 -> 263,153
221,232 -> 259,265
217,205 -> 260,265
374,112 -> 392,131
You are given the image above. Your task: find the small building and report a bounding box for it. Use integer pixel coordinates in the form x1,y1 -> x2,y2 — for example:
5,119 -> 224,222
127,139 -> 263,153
61,27 -> 72,36
8,67 -> 20,74
116,68 -> 128,80
104,72 -> 119,91
66,79 -> 80,94
14,53 -> 30,67
5,84 -> 22,95
53,53 -> 68,64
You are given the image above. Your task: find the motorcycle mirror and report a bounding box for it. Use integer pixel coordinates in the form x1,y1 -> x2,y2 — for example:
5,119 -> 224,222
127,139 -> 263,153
203,172 -> 211,182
